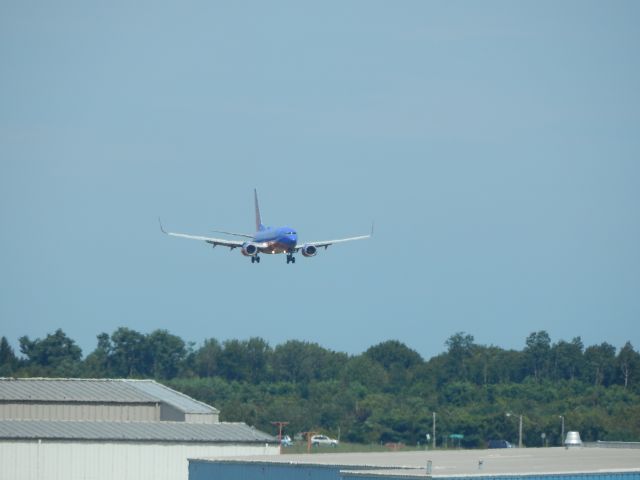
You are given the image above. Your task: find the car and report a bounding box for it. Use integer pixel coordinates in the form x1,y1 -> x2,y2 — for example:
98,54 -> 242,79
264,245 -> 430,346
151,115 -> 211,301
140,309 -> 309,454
488,439 -> 513,448
311,434 -> 339,447
280,435 -> 293,447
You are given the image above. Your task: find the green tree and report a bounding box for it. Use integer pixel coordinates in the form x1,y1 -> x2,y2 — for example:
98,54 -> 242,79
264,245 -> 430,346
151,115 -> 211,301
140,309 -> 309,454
19,329 -> 82,375
6,327 -> 640,446
469,346 -> 524,385
147,329 -> 186,379
109,327 -> 150,377
364,340 -> 423,390
271,340 -> 345,384
444,332 -> 475,381
194,338 -> 222,377
0,336 -> 18,375
524,331 -> 551,380
616,342 -> 639,389
219,339 -> 250,381
365,340 -> 423,370
245,337 -> 271,383
82,332 -> 113,377
551,337 -> 584,381
341,355 -> 387,391
216,337 -> 272,382
584,342 -> 616,386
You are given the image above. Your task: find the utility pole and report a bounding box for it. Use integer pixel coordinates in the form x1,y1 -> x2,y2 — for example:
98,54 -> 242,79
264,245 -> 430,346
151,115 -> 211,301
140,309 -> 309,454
559,415 -> 565,446
432,412 -> 436,449
506,412 -> 523,448
518,414 -> 523,448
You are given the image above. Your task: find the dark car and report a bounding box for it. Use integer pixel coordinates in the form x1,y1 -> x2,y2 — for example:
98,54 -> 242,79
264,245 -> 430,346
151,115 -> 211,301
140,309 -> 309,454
488,439 -> 513,448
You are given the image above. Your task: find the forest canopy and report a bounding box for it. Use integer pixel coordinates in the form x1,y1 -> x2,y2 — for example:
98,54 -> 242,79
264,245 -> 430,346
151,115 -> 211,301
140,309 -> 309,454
1,329 -> 639,447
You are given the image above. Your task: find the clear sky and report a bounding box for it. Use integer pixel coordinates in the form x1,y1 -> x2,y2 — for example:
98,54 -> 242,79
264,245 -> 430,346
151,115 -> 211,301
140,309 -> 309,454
1,1 -> 639,359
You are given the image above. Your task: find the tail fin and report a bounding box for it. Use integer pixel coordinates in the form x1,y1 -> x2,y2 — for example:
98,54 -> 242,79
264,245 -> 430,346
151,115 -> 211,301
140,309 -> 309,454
254,189 -> 263,231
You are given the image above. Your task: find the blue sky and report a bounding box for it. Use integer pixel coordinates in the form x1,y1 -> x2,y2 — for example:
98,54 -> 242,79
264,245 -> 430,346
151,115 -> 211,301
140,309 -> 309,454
1,1 -> 639,359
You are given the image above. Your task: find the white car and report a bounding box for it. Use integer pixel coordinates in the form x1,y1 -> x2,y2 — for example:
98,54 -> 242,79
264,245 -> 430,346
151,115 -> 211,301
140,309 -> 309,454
311,434 -> 338,447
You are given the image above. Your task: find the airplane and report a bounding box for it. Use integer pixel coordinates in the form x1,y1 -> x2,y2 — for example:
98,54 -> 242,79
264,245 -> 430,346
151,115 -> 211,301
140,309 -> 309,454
159,189 -> 372,264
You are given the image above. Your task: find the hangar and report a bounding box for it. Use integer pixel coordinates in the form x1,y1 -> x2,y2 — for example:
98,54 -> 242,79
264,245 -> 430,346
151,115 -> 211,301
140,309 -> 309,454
0,378 -> 278,480
0,377 -> 220,423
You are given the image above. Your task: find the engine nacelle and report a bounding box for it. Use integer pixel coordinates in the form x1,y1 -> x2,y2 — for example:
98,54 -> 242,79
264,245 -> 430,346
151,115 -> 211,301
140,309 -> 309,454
241,242 -> 259,257
300,244 -> 318,257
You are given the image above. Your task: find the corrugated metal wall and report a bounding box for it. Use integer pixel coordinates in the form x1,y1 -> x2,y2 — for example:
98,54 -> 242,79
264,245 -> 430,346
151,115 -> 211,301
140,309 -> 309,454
0,440 -> 279,480
185,413 -> 219,424
0,402 -> 218,424
160,402 -> 185,422
0,402 -> 159,422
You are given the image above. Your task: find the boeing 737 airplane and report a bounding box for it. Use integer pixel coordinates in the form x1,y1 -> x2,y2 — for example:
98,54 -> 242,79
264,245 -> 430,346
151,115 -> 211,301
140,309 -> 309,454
160,190 -> 372,264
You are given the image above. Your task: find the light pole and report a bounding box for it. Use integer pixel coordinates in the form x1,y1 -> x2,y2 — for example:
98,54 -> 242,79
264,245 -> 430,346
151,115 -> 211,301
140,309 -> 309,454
432,412 -> 436,449
518,414 -> 523,448
506,413 -> 523,448
559,415 -> 565,446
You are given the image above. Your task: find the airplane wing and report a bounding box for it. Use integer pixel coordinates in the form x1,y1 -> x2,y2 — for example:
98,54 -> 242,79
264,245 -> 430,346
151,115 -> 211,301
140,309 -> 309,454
159,219 -> 251,250
210,229 -> 254,239
294,223 -> 374,251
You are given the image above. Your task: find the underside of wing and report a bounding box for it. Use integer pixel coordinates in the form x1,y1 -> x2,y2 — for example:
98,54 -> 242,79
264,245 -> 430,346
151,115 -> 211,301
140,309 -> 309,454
167,231 -> 246,249
294,223 -> 373,252
160,219 -> 248,249
210,229 -> 254,239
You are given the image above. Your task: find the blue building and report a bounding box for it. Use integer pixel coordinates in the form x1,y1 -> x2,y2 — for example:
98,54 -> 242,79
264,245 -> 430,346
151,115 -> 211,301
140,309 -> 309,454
189,447 -> 640,480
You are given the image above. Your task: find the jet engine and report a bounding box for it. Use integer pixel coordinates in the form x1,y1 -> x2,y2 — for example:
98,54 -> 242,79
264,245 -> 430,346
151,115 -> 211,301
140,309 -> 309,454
241,242 -> 259,257
300,244 -> 318,257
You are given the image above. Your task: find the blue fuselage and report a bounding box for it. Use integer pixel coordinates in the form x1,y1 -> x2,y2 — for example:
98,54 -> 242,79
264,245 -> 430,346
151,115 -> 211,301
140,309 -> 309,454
253,225 -> 297,254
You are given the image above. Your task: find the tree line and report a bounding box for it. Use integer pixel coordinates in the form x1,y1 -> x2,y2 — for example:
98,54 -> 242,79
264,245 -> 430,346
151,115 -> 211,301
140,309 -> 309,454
1,329 -> 639,447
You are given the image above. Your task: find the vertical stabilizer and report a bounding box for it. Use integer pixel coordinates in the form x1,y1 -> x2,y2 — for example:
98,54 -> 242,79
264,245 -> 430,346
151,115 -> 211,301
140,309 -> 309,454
254,189 -> 263,231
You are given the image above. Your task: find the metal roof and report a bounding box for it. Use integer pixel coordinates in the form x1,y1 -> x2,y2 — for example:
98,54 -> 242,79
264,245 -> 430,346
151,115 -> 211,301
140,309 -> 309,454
191,448 -> 640,476
0,378 -> 218,414
123,380 -> 216,414
0,420 -> 274,444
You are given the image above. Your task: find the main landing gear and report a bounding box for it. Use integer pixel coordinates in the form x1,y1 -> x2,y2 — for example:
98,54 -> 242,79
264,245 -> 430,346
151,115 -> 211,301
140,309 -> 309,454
251,254 -> 296,264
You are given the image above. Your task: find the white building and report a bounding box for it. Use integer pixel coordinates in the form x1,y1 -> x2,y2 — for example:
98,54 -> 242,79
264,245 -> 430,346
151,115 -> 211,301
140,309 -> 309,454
0,378 -> 278,480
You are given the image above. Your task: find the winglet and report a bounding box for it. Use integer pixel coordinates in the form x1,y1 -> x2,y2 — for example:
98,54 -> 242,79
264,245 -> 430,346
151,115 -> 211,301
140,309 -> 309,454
370,221 -> 375,237
158,217 -> 168,234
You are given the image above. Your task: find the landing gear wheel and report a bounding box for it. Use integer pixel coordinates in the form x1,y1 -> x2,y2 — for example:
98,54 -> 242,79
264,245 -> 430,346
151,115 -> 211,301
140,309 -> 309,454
286,254 -> 295,264
251,256 -> 260,264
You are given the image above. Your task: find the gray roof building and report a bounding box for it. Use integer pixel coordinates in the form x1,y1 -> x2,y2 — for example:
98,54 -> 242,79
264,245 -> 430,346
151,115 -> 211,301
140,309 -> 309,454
0,378 -> 279,480
0,419 -> 274,444
0,378 -> 219,423
190,447 -> 640,480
